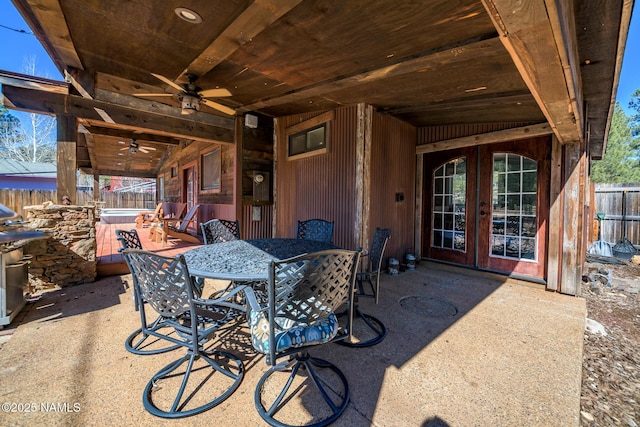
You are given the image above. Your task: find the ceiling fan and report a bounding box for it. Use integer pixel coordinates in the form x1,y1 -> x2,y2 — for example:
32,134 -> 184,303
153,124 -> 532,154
134,73 -> 235,116
119,139 -> 156,155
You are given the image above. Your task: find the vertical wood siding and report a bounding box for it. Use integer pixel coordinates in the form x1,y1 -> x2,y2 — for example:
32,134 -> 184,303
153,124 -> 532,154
369,112 -> 417,263
276,107 -> 358,249
242,205 -> 273,239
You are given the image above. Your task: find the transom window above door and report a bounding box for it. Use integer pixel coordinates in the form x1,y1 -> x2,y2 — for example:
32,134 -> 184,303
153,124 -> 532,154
432,157 -> 466,252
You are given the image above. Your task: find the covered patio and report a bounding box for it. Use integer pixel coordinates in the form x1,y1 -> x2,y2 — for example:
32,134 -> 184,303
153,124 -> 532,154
0,261 -> 585,426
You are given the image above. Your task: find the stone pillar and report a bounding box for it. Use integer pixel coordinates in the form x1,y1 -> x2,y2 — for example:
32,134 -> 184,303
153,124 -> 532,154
23,204 -> 97,290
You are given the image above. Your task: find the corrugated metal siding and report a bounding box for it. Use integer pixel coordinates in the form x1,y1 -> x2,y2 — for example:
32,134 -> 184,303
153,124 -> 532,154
242,205 -> 273,239
276,107 -> 358,249
417,122 -> 539,145
370,112 -> 417,263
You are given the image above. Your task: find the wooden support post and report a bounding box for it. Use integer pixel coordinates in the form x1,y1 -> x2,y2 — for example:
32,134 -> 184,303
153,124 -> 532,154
414,154 -> 423,259
234,116 -> 243,233
93,172 -> 100,200
560,142 -> 585,295
546,135 -> 563,291
56,115 -> 77,204
355,103 -> 373,250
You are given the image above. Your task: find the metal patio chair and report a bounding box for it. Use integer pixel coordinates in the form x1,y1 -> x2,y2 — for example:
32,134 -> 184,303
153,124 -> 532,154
245,249 -> 360,427
200,218 -> 245,300
296,218 -> 334,243
339,227 -> 391,348
115,228 -> 181,355
122,249 -> 245,418
200,218 -> 240,245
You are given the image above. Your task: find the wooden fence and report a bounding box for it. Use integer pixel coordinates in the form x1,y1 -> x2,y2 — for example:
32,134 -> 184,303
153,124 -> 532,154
593,184 -> 640,246
0,189 -> 156,217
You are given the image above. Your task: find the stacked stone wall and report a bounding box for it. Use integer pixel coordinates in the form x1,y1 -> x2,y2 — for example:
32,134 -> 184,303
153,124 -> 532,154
23,205 -> 97,289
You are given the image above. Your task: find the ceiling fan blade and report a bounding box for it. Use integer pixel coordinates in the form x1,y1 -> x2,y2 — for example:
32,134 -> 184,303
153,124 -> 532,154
201,99 -> 235,116
151,73 -> 184,92
133,93 -> 174,97
139,148 -> 149,153
140,146 -> 156,151
198,88 -> 232,98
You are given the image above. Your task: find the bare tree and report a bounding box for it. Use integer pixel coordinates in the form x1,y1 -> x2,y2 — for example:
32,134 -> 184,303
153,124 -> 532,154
8,56 -> 57,162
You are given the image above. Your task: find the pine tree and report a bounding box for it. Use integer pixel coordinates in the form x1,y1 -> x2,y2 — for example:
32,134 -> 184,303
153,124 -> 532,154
590,103 -> 640,183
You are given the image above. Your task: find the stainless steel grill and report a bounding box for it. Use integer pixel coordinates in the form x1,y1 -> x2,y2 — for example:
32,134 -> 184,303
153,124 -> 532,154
0,203 -> 49,327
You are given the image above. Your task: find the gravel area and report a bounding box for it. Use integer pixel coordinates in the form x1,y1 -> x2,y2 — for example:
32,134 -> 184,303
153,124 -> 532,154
580,260 -> 640,426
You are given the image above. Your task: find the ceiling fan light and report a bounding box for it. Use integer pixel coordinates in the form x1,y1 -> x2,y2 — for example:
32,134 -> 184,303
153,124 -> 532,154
175,7 -> 202,24
181,94 -> 200,115
129,140 -> 139,154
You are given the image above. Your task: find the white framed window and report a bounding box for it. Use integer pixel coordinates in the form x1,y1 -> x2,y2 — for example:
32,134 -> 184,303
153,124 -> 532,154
285,111 -> 334,160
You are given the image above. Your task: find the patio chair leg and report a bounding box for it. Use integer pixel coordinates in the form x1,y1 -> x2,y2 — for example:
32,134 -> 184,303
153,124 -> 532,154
125,320 -> 181,355
254,351 -> 349,427
336,304 -> 386,348
143,349 -> 244,418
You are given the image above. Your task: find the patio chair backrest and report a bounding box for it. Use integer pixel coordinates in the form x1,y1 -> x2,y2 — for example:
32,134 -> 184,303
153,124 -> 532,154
296,218 -> 334,243
368,227 -> 391,272
115,228 -> 143,251
253,249 -> 359,362
173,205 -> 200,232
201,219 -> 240,245
122,249 -> 195,319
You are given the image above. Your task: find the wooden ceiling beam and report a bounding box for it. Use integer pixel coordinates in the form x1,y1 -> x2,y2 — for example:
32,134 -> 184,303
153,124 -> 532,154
417,122 -> 553,154
238,34 -> 501,112
11,0 -> 83,72
0,70 -> 68,94
481,0 -> 582,145
2,84 -> 234,143
94,84 -> 235,130
386,90 -> 534,115
177,0 -> 303,82
80,126 -> 181,146
91,169 -> 157,179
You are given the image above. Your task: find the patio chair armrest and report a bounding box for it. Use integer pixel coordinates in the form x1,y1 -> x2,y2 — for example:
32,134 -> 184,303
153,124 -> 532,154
242,286 -> 264,313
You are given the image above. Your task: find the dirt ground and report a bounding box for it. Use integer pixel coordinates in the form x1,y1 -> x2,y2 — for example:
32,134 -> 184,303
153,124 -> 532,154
580,259 -> 640,426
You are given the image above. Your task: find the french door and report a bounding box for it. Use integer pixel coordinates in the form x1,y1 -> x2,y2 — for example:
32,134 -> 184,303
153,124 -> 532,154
423,137 -> 551,280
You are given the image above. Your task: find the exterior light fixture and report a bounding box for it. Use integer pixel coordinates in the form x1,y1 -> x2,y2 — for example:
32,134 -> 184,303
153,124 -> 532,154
175,7 -> 202,24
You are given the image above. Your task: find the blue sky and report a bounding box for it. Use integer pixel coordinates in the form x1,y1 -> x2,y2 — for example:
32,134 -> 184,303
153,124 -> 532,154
0,0 -> 639,114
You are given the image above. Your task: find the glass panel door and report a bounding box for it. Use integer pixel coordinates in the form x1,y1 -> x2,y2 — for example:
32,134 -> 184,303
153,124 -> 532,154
490,153 -> 537,260
423,146 -> 477,266
432,157 -> 467,252
477,139 -> 550,278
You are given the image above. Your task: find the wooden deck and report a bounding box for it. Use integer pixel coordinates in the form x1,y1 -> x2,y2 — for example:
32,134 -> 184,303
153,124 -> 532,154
96,222 -> 202,276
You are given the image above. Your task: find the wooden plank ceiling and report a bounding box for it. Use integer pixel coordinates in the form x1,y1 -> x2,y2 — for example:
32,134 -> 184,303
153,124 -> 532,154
2,0 -> 629,176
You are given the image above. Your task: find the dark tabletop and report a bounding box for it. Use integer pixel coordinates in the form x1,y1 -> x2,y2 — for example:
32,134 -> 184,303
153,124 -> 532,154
183,238 -> 338,280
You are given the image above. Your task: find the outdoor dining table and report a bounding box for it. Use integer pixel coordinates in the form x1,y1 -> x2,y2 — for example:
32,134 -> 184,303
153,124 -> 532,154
182,238 -> 339,281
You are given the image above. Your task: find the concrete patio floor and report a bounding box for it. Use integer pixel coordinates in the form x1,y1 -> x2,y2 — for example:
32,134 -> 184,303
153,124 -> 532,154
0,261 -> 586,427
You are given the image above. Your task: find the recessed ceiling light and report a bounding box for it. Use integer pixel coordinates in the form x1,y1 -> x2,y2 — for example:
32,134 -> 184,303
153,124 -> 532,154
175,7 -> 202,24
